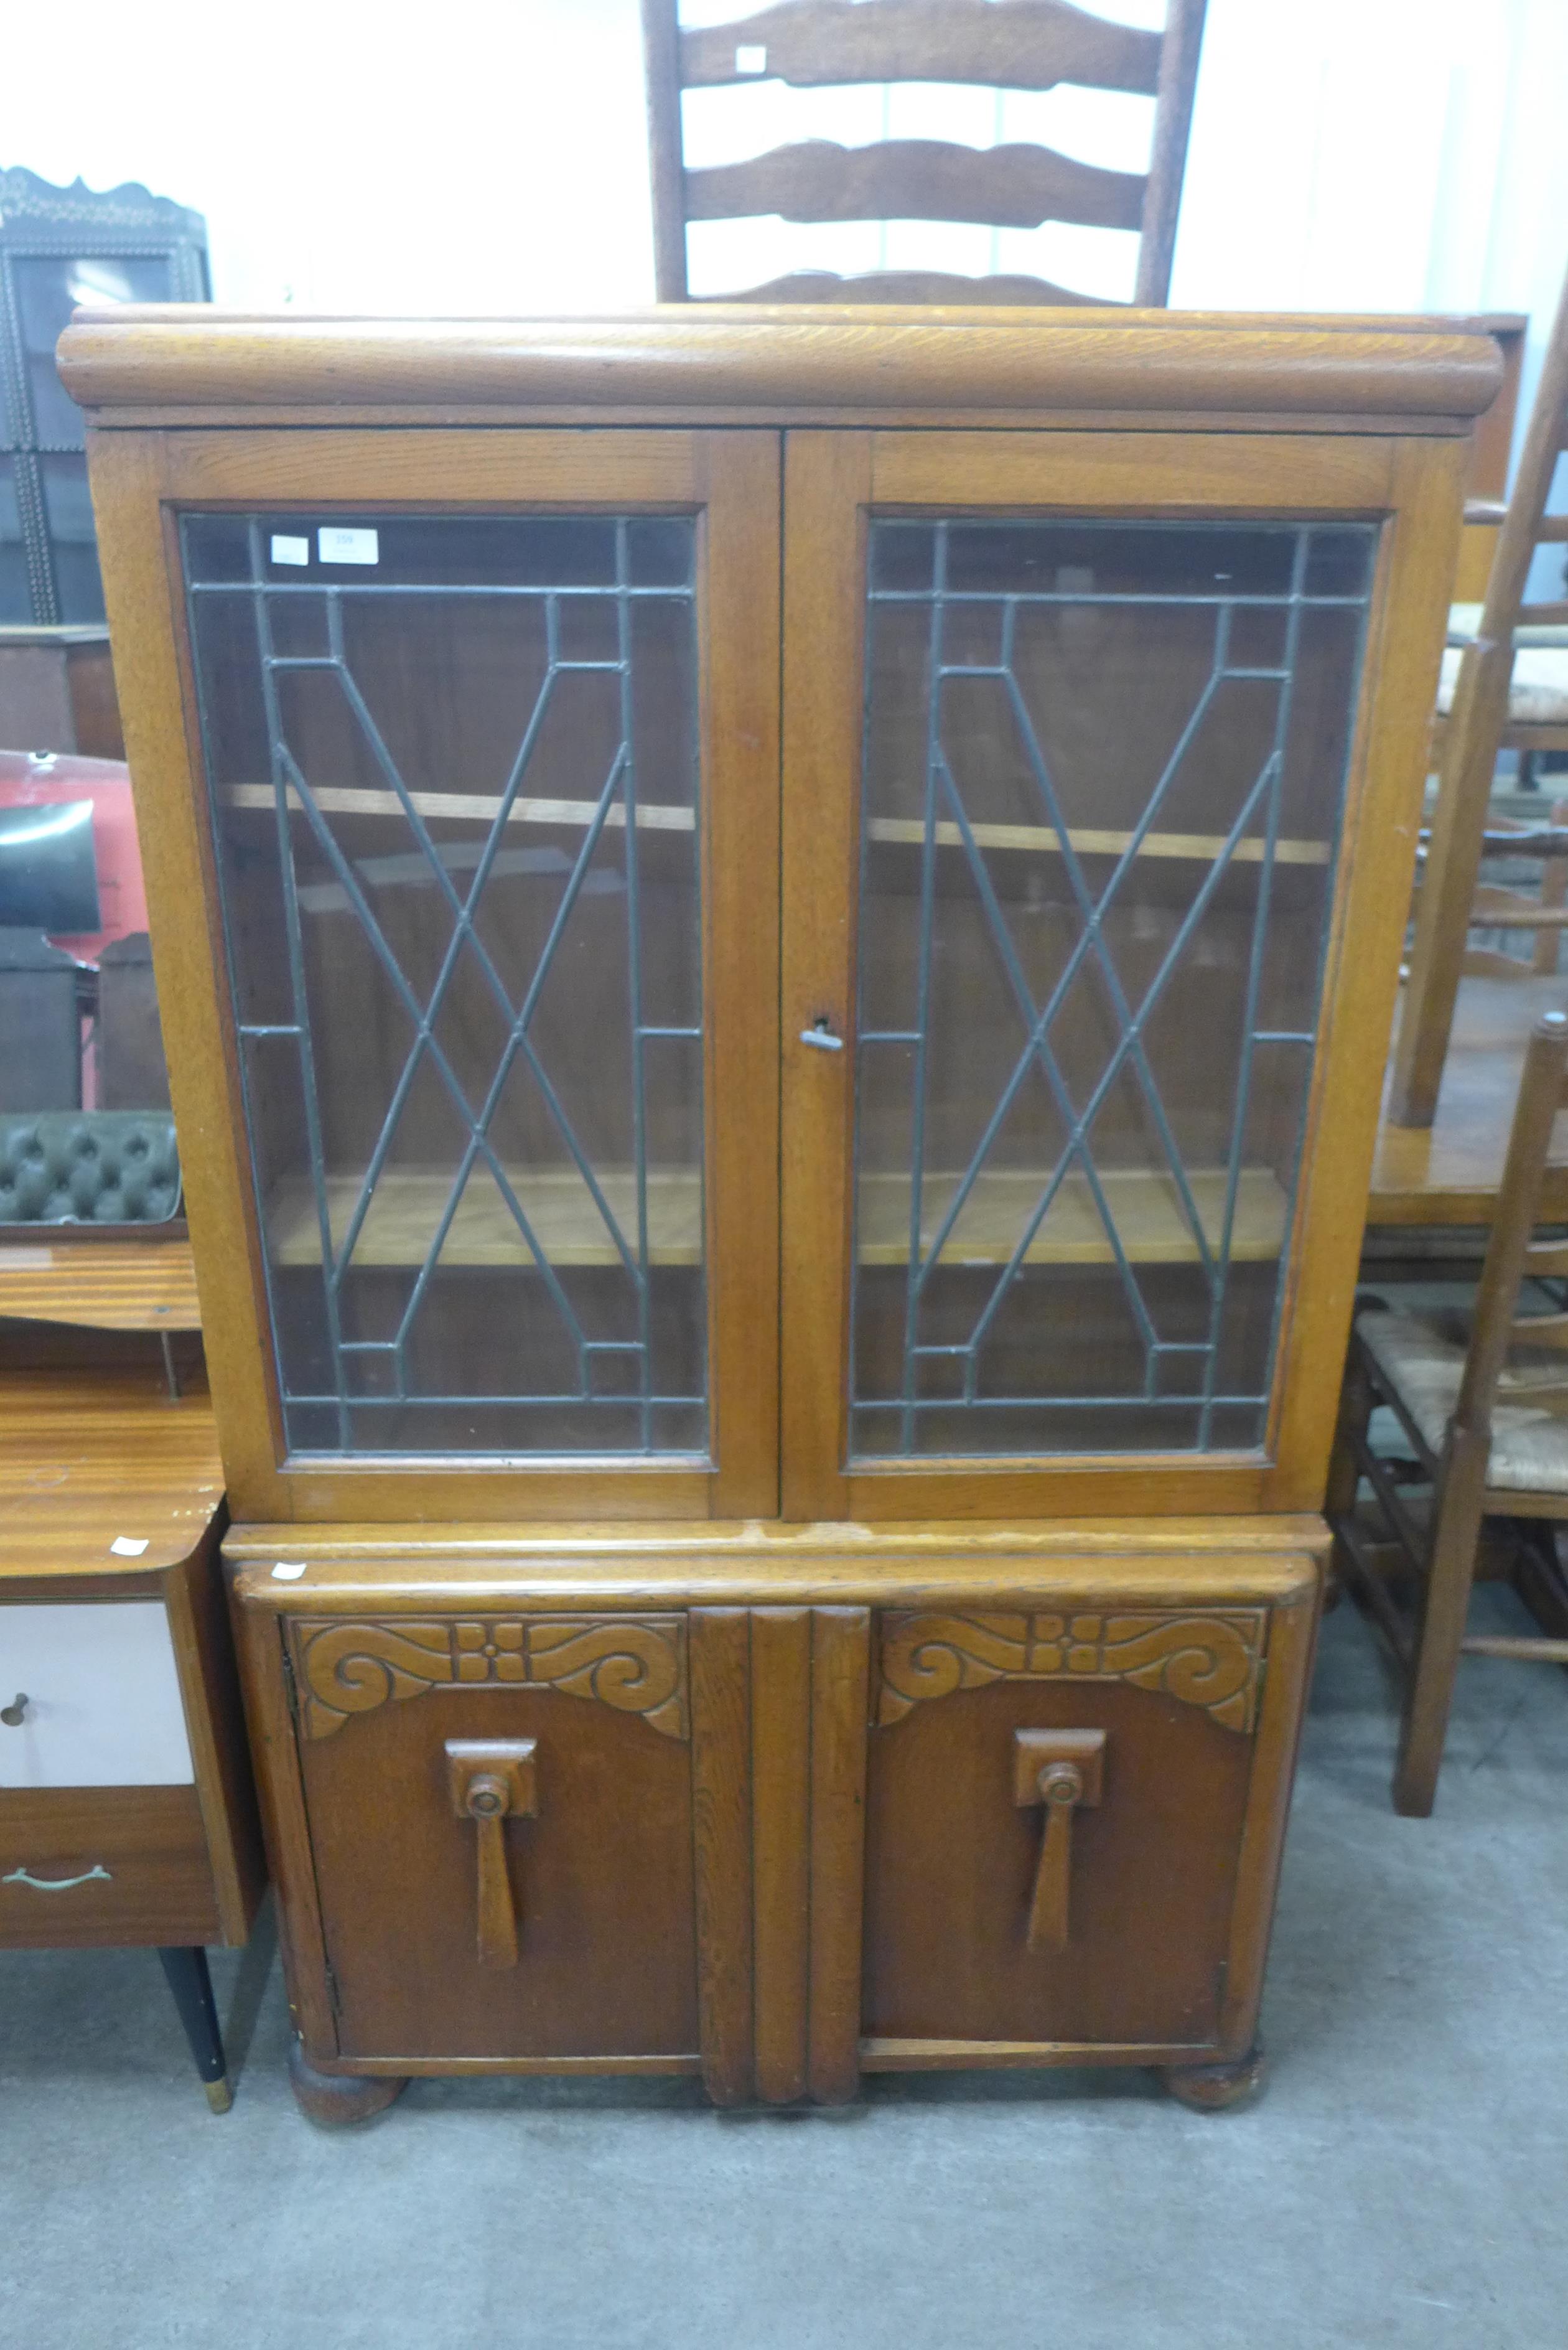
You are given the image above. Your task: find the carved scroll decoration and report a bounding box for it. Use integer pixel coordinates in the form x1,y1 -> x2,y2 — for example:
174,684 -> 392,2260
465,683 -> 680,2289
292,1616 -> 688,1743
877,1609 -> 1267,1734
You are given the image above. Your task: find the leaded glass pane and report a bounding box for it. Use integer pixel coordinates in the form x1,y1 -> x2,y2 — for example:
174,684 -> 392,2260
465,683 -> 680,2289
851,515 -> 1376,1460
183,512 -> 705,1460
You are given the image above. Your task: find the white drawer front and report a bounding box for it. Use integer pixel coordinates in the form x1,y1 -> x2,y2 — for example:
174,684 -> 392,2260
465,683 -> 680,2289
0,1603 -> 194,1788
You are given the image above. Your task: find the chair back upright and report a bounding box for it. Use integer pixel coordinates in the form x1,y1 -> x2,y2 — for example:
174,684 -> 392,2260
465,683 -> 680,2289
640,0 -> 1208,306
1456,1011 -> 1568,1452
1391,273 -> 1568,1128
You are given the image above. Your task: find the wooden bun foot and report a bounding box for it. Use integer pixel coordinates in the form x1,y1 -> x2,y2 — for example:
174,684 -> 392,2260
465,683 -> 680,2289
1158,2043 -> 1267,2112
288,2040 -> 407,2128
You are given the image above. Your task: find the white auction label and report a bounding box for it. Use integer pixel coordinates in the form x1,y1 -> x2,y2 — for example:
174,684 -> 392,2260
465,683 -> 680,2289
110,1536 -> 150,1557
318,526 -> 379,565
735,42 -> 767,71
271,1561 -> 308,1581
271,534 -> 310,566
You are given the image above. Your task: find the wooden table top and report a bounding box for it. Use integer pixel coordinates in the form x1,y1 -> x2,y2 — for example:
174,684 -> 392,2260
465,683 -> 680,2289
0,1365 -> 222,1582
0,1237 -> 200,1332
1368,972 -> 1568,1227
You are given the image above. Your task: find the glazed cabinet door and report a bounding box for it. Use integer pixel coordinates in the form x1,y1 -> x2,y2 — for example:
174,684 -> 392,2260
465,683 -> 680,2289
782,429 -> 1454,1519
90,429 -> 780,1521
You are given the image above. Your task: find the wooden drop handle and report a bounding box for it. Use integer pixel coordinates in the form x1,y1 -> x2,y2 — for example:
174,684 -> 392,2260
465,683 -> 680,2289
1014,1728 -> 1105,1957
446,1739 -> 538,1970
1027,1764 -> 1085,1954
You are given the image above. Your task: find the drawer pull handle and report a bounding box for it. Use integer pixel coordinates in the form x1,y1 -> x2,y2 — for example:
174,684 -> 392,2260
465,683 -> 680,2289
1014,1729 -> 1106,1955
446,1739 -> 538,1968
3,1863 -> 111,1893
800,1018 -> 844,1051
1,1692 -> 27,1726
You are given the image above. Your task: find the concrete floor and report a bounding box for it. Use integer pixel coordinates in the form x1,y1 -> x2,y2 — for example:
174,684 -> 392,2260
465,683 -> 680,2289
2,1591 -> 1566,2350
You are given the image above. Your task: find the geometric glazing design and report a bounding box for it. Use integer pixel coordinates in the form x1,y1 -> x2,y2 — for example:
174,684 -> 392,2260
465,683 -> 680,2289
851,516 -> 1376,1458
182,510 -> 705,1459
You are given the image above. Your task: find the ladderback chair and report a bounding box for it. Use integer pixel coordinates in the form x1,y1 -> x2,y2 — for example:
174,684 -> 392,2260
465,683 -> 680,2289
1438,804 -> 1568,986
640,0 -> 1208,306
1333,1011 -> 1568,1815
1390,271 -> 1568,1128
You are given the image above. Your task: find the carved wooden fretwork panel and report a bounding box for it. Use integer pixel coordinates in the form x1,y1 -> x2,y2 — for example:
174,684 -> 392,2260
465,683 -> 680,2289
877,1609 -> 1267,1734
292,1616 -> 688,1743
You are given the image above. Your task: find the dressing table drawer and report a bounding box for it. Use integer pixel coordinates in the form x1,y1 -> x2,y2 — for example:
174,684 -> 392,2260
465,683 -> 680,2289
0,1785 -> 218,1945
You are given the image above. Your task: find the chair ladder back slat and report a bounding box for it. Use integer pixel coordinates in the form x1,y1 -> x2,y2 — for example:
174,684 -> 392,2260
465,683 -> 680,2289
678,0 -> 1164,95
1506,1312 -> 1568,1351
1470,882 -> 1568,928
683,138 -> 1146,232
719,266 -> 1104,306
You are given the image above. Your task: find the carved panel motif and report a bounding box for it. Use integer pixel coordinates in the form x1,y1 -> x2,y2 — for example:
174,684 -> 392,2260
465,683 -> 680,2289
877,1609 -> 1267,1733
293,1616 -> 688,1743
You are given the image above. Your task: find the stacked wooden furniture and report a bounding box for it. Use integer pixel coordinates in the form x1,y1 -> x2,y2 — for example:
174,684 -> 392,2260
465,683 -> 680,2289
63,305 -> 1493,2120
1388,268 -> 1568,1140
640,0 -> 1207,304
0,1359 -> 264,2106
1334,1011 -> 1568,1814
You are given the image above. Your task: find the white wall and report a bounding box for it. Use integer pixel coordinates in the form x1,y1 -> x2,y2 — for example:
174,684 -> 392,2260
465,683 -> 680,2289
4,0 -> 1566,465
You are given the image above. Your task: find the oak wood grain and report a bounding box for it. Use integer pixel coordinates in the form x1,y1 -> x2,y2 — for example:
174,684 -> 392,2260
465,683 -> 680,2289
223,1541 -> 1325,1632
228,1599 -> 339,2056
1264,434 -> 1469,1511
696,431 -> 784,1518
162,1538 -> 267,1947
1216,1588 -> 1317,2054
806,1606 -> 869,2104
690,1608 -> 755,2102
750,1608 -> 811,2101
780,430 -> 869,1520
59,312 -> 1503,434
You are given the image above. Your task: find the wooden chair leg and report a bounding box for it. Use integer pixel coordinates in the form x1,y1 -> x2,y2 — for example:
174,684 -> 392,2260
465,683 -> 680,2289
1394,1426 -> 1488,1816
1325,1342 -> 1373,1606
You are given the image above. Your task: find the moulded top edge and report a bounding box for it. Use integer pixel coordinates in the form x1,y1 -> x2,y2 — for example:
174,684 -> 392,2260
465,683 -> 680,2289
224,1543 -> 1322,1612
57,305 -> 1503,428
220,1513 -> 1332,1560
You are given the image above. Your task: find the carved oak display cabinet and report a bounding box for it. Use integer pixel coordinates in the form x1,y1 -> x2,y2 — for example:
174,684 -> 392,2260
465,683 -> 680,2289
62,307 -> 1497,2119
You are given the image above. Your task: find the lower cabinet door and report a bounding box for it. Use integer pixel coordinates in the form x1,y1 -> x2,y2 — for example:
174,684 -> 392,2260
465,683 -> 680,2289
861,1602 -> 1299,2061
294,1629 -> 701,2065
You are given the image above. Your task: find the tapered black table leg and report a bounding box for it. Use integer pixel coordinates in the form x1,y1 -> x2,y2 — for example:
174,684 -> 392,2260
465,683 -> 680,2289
157,1946 -> 231,2112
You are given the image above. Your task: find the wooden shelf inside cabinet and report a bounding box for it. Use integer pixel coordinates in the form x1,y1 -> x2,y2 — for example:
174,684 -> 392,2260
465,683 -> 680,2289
265,1163 -> 1288,1271
859,1168 -> 1289,1266
0,1238 -> 201,1333
266,1168 -> 706,1270
225,784 -> 1330,874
